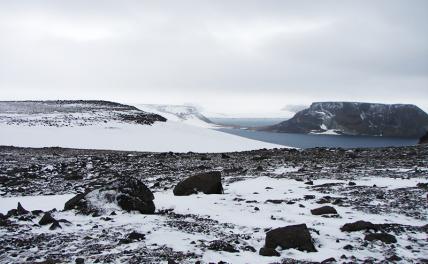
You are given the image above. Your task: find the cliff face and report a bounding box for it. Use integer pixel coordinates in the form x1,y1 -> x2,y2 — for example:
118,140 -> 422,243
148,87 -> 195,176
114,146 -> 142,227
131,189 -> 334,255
265,102 -> 428,138
419,131 -> 428,144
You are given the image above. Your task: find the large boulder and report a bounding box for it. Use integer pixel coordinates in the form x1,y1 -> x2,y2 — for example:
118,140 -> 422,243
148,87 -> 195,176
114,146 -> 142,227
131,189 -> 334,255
64,177 -> 155,215
310,206 -> 338,215
340,220 -> 377,232
173,171 -> 223,196
263,224 -> 317,253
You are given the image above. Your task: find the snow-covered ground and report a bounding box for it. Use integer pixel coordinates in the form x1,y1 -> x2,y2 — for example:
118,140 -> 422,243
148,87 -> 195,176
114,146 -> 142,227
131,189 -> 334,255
135,104 -> 216,128
1,176 -> 426,264
0,121 -> 282,153
0,101 -> 286,152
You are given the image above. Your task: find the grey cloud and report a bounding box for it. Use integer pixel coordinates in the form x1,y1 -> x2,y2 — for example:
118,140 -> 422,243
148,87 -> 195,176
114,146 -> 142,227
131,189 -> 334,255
0,0 -> 427,113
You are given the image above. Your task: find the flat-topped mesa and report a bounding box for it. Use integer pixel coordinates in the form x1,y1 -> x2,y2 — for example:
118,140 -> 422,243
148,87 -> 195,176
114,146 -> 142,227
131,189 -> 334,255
0,100 -> 166,127
263,102 -> 428,138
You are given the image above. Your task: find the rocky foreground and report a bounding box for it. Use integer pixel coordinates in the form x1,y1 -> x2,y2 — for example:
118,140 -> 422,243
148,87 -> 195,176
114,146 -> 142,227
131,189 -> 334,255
0,145 -> 427,263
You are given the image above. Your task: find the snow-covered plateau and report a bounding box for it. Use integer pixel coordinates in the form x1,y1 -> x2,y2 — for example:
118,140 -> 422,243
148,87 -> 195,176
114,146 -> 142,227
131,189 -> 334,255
0,101 -> 282,152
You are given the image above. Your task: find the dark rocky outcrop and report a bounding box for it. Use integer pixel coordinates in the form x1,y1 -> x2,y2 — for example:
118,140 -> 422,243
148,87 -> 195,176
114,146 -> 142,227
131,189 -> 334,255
39,212 -> 56,225
17,202 -> 29,215
263,224 -> 317,253
263,102 -> 428,137
63,177 -> 155,215
310,206 -> 338,215
340,220 -> 377,232
173,171 -> 223,196
419,131 -> 428,144
364,232 -> 397,244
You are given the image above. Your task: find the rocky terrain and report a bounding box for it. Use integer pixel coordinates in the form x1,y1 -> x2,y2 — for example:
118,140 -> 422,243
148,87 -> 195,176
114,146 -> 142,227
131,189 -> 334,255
0,100 -> 166,127
0,145 -> 427,263
264,102 -> 428,137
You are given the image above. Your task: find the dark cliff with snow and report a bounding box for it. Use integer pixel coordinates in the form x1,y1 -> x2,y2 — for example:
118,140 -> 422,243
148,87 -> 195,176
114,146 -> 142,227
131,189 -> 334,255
264,102 -> 428,138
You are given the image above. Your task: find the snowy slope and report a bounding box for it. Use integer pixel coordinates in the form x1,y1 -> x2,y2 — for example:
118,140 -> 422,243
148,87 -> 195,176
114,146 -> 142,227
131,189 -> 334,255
0,101 -> 283,152
135,104 -> 216,128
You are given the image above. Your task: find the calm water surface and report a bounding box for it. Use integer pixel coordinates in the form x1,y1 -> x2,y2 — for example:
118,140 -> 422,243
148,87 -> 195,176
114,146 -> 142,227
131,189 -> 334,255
217,128 -> 418,149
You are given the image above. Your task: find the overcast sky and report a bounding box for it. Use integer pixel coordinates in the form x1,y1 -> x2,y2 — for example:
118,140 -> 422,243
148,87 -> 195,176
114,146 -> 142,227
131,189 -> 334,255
1,0 -> 427,114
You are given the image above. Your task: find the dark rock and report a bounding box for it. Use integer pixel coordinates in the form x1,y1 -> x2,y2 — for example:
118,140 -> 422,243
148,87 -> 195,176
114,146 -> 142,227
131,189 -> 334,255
305,180 -> 314,185
64,177 -> 155,214
321,257 -> 337,263
31,210 -> 44,215
243,245 -> 256,252
49,220 -> 62,230
208,240 -> 239,253
343,244 -> 353,250
64,193 -> 87,211
17,202 -> 29,215
264,224 -> 317,252
386,255 -> 402,262
348,181 -> 356,186
259,247 -> 280,256
304,195 -> 315,200
364,233 -> 397,244
6,209 -> 18,217
221,153 -> 230,159
311,206 -> 338,215
75,258 -> 85,264
340,220 -> 376,232
39,212 -> 56,225
173,171 -> 223,196
127,231 -> 146,241
265,199 -> 286,204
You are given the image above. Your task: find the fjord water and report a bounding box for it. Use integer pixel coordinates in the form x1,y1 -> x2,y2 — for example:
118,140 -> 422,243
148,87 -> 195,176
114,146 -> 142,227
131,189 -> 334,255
217,128 -> 418,149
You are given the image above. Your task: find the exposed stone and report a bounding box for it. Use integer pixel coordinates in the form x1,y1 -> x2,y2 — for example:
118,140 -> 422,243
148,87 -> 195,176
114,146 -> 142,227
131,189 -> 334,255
39,212 -> 56,225
264,224 -> 317,252
311,206 -> 338,215
364,233 -> 397,244
340,221 -> 376,232
259,247 -> 280,257
173,171 -> 223,196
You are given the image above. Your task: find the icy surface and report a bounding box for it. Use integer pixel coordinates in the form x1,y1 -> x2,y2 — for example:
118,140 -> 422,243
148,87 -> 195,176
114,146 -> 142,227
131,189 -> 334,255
0,121 -> 282,152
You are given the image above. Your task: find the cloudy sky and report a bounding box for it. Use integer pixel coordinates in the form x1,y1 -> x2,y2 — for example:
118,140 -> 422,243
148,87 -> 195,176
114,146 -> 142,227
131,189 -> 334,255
1,0 -> 427,114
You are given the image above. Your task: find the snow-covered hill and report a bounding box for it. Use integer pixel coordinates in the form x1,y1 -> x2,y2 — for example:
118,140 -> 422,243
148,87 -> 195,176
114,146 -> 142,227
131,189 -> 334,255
135,104 -> 215,128
0,101 -> 282,152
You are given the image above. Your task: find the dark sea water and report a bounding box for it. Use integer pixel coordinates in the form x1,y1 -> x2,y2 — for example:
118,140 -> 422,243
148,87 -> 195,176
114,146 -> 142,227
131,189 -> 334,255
210,117 -> 288,127
217,128 -> 418,149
